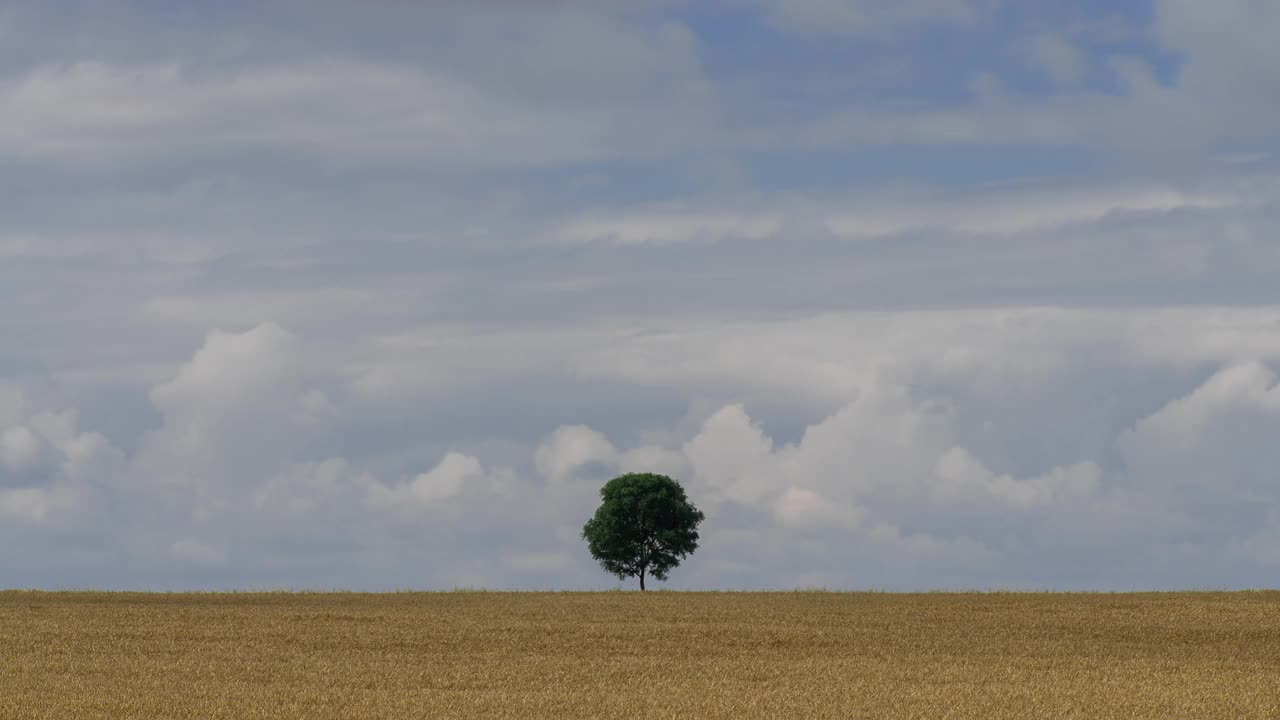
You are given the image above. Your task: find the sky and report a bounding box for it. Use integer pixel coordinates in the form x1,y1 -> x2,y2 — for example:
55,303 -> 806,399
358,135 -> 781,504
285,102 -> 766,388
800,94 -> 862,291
3,0 -> 1280,591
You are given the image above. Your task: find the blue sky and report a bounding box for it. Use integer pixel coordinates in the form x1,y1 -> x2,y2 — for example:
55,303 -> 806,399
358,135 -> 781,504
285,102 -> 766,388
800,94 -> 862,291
3,0 -> 1280,590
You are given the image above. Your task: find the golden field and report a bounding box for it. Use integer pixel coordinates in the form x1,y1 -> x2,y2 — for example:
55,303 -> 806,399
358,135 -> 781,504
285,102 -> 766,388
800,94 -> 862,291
2,590 -> 1278,719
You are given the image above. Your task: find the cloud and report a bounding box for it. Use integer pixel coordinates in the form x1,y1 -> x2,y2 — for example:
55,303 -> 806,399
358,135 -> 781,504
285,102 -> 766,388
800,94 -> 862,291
138,290 -> 381,332
1155,0 -> 1280,138
932,447 -> 1100,510
534,425 -> 619,486
533,424 -> 688,516
0,402 -> 126,527
364,451 -> 513,510
683,404 -> 779,506
0,9 -> 715,171
531,392 -> 999,586
763,0 -> 987,35
170,538 -> 225,566
1027,33 -> 1088,88
0,426 -> 41,473
551,177 -> 1245,249
1126,362 -> 1280,446
254,458 -> 356,515
6,307 -> 1280,588
3,0 -> 1280,591
135,322 -> 326,489
545,351 -> 1280,587
577,307 -> 1280,407
0,386 -> 23,426
560,210 -> 784,246
0,486 -> 80,524
4,0 -> 1275,178
1120,362 -> 1280,503
0,59 -> 521,165
148,323 -> 301,417
776,487 -> 864,530
730,0 -> 1279,157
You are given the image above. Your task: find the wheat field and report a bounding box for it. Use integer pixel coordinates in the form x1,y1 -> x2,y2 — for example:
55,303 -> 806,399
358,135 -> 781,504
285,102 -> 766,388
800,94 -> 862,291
2,590 -> 1278,719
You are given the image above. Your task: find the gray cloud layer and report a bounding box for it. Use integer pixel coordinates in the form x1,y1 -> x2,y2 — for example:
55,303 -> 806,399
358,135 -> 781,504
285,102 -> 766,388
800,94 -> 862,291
3,0 -> 1279,589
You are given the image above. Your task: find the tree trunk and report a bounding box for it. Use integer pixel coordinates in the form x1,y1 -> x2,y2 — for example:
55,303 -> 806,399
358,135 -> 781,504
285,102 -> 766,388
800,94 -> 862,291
639,569 -> 646,591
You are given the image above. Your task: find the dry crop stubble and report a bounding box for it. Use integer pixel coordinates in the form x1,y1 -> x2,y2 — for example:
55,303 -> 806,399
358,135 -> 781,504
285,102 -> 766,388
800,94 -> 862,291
2,590 -> 1278,718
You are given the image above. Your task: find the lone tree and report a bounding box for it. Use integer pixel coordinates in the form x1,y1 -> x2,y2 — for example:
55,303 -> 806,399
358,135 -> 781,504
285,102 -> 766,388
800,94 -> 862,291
582,473 -> 704,591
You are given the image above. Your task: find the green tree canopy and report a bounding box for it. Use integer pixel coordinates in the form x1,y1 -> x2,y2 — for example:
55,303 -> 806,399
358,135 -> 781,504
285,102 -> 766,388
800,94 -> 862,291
581,473 -> 705,591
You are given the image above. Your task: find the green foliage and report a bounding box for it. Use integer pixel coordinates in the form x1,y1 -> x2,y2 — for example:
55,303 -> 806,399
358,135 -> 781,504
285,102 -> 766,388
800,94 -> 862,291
581,473 -> 705,590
